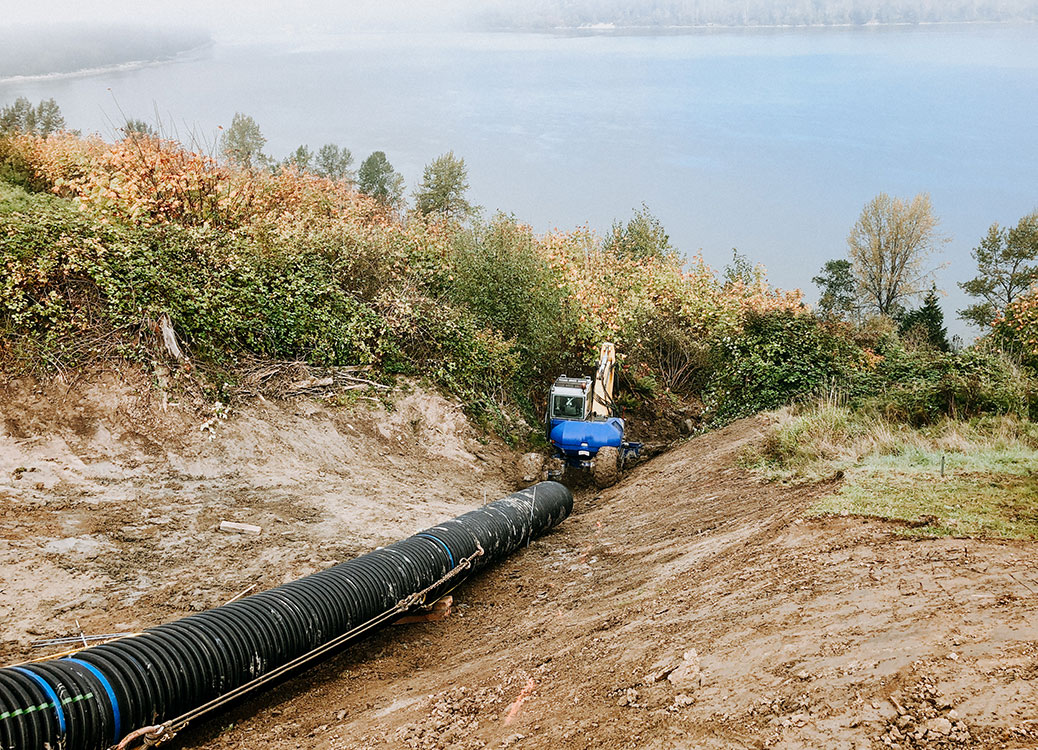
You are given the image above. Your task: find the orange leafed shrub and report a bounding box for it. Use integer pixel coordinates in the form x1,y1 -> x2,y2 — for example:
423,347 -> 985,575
7,132 -> 386,229
541,226 -> 803,354
994,285 -> 1038,358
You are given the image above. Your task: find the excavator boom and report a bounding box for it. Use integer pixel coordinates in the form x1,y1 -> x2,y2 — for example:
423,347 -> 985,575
591,342 -> 616,418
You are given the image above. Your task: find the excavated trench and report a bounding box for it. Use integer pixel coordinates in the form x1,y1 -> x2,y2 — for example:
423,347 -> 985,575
0,483 -> 573,750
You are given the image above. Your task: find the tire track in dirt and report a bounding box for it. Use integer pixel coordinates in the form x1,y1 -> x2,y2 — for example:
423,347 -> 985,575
188,416 -> 1038,750
6,384 -> 1036,750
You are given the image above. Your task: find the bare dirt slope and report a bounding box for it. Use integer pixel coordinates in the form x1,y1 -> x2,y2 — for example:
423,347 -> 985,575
0,370 -> 515,663
3,378 -> 1037,749
192,419 -> 1036,750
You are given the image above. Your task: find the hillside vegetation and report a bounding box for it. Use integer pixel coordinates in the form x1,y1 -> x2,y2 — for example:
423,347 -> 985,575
1,130 -> 1036,463
0,131 -> 804,429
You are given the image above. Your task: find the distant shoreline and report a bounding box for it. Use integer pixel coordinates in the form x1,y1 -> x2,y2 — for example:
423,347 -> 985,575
492,19 -> 1036,33
2,20 -> 1033,86
0,41 -> 212,85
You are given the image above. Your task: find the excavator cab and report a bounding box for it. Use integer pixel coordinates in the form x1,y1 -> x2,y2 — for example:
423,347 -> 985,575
549,377 -> 592,420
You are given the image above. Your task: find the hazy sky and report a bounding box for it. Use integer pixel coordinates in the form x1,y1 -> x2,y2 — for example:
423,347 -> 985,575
6,0 -> 1036,32
1,0 -> 470,34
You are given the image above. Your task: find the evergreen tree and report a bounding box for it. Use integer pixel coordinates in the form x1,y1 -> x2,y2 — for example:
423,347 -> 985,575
899,285 -> 949,351
357,151 -> 405,208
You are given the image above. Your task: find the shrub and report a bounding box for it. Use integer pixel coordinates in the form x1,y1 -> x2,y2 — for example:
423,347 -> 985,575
0,183 -> 392,368
704,311 -> 866,422
0,185 -> 115,358
850,346 -> 1036,424
381,293 -> 519,416
448,214 -> 577,384
993,284 -> 1038,368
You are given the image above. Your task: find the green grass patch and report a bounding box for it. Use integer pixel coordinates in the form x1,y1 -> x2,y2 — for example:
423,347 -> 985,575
745,404 -> 1038,539
812,464 -> 1038,539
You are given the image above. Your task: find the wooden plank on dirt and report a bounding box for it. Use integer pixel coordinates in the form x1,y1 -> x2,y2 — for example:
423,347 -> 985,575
395,596 -> 453,625
219,521 -> 262,535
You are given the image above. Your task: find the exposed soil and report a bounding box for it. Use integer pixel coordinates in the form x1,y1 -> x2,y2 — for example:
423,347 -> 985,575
0,370 -> 515,662
2,372 -> 1037,749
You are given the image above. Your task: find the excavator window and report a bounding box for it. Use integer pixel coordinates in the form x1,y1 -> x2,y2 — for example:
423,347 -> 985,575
553,395 -> 584,419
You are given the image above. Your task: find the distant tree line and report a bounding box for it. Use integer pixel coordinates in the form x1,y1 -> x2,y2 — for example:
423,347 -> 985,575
475,0 -> 1038,29
0,97 -> 65,137
812,191 -> 1038,351
0,25 -> 209,79
217,112 -> 475,219
1,99 -> 477,221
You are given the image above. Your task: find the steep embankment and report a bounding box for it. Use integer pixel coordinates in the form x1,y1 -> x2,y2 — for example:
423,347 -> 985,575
3,379 -> 1037,749
191,419 -> 1037,750
0,370 -> 518,664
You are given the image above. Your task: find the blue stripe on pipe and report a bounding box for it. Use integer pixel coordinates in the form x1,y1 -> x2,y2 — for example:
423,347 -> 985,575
11,666 -> 66,736
65,658 -> 121,744
416,533 -> 455,567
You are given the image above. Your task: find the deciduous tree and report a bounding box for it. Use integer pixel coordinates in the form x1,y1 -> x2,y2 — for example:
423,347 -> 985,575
315,143 -> 354,182
414,151 -> 473,220
283,144 -> 313,172
812,259 -> 857,321
122,119 -> 156,138
220,112 -> 267,170
357,151 -> 404,208
959,211 -> 1038,328
722,249 -> 756,288
603,204 -> 673,261
847,192 -> 946,317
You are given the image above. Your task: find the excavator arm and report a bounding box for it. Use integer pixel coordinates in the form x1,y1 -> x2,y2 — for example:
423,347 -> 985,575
591,342 -> 616,418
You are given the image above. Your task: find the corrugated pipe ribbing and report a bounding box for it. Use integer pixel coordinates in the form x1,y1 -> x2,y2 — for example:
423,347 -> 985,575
0,481 -> 573,750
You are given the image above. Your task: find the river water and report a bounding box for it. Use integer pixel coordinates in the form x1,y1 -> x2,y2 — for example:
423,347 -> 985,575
3,25 -> 1037,334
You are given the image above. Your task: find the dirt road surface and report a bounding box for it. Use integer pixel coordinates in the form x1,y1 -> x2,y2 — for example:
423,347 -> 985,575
2,374 -> 1037,749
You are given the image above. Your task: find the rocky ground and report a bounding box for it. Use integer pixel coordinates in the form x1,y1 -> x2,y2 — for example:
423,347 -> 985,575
1,372 -> 1036,749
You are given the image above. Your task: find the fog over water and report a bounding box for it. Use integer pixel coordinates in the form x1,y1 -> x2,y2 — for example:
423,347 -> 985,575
2,8 -> 1037,337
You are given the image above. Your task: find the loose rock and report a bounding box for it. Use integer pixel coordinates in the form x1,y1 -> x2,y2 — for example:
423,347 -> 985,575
667,648 -> 702,688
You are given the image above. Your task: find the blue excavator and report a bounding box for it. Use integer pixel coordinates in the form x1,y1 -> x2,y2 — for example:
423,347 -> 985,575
546,342 -> 641,487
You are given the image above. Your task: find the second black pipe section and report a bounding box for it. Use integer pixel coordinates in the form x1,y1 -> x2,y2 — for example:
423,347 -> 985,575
0,481 -> 573,750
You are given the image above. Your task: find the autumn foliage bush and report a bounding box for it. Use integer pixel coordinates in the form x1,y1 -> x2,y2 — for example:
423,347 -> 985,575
2,130 -> 834,430
993,285 -> 1038,367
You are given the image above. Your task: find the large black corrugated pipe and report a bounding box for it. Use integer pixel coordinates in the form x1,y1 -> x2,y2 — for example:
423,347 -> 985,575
0,481 -> 572,750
